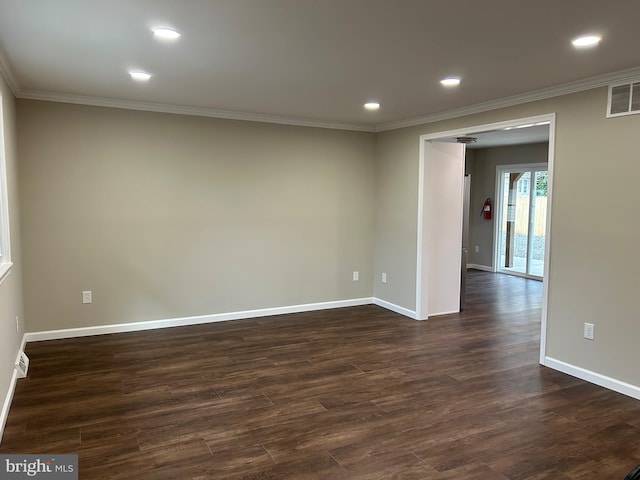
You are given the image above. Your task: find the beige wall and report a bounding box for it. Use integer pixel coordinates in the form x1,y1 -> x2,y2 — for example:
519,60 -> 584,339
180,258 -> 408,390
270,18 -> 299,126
0,74 -> 24,436
18,100 -> 376,331
466,142 -> 549,268
374,87 -> 640,387
373,131 -> 420,309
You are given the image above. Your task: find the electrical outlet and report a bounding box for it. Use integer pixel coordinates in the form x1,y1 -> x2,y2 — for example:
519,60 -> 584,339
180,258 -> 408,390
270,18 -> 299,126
82,290 -> 92,304
381,272 -> 387,283
352,271 -> 359,281
474,245 -> 480,253
583,322 -> 595,340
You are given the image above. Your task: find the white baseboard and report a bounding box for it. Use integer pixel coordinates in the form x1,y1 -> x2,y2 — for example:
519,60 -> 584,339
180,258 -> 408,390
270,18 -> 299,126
429,308 -> 460,317
25,297 -> 376,342
544,357 -> 640,401
0,368 -> 18,445
373,298 -> 417,319
1,334 -> 27,444
467,263 -> 493,272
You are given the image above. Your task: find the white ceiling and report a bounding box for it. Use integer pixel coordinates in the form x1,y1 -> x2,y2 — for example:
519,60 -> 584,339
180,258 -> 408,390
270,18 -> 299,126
1,0 -> 640,132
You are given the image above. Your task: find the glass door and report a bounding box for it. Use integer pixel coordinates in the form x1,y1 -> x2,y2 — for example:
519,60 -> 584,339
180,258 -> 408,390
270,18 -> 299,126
496,164 -> 547,279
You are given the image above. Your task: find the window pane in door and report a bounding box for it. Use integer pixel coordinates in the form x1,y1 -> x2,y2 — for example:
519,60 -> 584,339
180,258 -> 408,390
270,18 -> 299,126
497,166 -> 547,280
500,171 -> 530,275
529,170 -> 547,277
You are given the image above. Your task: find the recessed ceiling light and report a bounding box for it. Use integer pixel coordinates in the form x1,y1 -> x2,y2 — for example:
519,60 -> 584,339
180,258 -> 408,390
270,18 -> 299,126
572,35 -> 601,48
364,102 -> 380,111
129,70 -> 152,81
152,27 -> 181,40
440,77 -> 461,87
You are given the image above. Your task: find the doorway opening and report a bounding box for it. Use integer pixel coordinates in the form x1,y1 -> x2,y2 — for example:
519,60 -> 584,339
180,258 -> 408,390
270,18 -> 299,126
417,113 -> 555,365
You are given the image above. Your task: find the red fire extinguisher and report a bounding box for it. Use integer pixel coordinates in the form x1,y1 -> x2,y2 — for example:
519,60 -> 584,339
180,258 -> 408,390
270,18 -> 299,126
482,198 -> 492,220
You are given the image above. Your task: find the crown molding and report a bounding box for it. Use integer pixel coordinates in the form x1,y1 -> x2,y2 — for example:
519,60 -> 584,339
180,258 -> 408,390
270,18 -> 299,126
0,43 -> 19,95
375,66 -> 640,132
10,66 -> 640,133
17,90 -> 377,132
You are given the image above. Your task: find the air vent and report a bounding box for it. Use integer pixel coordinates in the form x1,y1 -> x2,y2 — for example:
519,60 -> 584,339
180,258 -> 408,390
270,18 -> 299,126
607,81 -> 640,117
16,350 -> 29,379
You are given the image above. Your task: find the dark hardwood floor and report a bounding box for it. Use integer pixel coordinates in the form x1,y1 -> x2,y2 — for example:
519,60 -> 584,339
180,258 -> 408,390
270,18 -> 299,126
2,270 -> 640,479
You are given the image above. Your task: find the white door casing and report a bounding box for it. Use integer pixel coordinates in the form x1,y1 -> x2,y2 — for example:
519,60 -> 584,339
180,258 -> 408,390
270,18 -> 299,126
417,113 -> 556,365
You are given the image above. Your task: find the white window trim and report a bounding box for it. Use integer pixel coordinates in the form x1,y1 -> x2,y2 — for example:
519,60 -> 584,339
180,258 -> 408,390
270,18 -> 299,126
0,94 -> 12,285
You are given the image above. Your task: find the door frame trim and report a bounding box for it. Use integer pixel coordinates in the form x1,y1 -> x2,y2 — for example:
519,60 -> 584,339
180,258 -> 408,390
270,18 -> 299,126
417,113 -> 556,366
